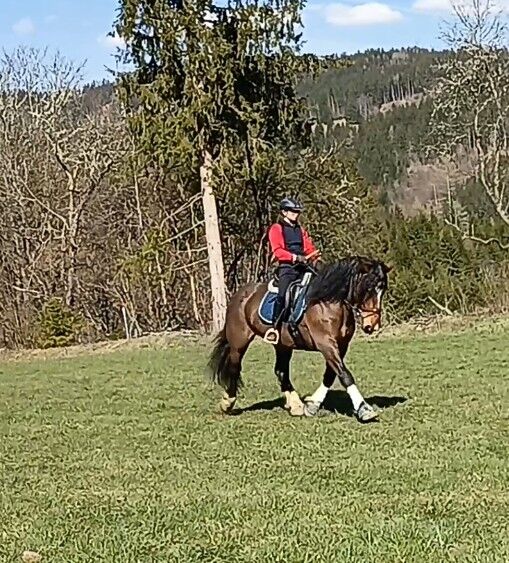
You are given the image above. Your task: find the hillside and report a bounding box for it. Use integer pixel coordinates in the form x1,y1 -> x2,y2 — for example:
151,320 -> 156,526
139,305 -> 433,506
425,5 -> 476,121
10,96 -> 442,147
300,47 -> 441,121
298,48 -> 453,211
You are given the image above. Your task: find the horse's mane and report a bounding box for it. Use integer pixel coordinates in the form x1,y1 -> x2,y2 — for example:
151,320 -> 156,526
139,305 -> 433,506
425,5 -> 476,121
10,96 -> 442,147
308,256 -> 378,304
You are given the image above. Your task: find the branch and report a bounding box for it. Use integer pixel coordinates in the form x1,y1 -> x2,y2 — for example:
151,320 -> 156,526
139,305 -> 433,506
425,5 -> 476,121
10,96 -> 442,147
12,285 -> 44,298
161,220 -> 205,245
465,233 -> 509,250
445,218 -> 509,250
171,258 -> 209,272
53,143 -> 73,179
21,184 -> 68,227
167,193 -> 201,221
427,296 -> 453,315
319,146 -> 335,163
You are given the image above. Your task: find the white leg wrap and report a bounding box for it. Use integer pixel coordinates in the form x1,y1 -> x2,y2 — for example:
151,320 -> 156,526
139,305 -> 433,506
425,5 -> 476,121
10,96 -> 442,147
309,383 -> 329,405
347,384 -> 364,411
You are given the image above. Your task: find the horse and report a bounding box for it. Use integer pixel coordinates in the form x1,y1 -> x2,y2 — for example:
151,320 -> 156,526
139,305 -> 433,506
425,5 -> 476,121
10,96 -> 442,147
207,256 -> 391,421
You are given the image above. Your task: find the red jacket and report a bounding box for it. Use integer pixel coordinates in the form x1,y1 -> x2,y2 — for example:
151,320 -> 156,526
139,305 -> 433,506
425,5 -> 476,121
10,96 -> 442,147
268,222 -> 317,263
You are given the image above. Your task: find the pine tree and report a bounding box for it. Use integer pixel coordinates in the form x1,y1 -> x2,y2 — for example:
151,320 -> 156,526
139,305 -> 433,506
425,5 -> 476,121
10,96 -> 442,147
115,0 -> 334,331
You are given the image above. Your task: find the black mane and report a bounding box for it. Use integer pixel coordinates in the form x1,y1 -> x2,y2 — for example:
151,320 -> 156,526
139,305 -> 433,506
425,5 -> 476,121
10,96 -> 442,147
308,256 -> 387,304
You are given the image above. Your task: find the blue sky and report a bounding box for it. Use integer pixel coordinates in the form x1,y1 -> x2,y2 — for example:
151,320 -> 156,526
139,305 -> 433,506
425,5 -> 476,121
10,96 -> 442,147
0,0 -> 453,83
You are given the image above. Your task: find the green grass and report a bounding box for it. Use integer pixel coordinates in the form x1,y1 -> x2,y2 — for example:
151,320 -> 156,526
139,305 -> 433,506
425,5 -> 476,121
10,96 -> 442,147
1,323 -> 508,562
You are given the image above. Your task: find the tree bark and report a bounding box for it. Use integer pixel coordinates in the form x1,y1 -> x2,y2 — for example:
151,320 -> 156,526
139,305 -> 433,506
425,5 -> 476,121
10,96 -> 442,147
200,149 -> 227,332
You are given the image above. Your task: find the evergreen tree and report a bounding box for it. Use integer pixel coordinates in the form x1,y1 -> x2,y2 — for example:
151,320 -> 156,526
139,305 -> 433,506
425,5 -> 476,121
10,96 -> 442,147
115,0 -> 335,330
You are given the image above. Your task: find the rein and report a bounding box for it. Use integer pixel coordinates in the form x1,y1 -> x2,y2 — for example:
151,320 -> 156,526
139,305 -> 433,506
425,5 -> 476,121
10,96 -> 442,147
343,300 -> 381,324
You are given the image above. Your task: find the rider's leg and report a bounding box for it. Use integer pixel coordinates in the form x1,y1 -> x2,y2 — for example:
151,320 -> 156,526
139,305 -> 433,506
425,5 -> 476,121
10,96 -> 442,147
272,265 -> 296,327
264,265 -> 298,344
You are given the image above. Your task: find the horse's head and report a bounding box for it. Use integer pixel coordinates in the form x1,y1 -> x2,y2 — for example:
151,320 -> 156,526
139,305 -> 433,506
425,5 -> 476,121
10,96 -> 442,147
354,258 -> 391,335
307,256 -> 391,334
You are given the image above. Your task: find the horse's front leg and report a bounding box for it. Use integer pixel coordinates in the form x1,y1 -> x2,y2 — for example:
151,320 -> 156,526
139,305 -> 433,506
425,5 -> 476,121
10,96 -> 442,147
305,341 -> 378,422
275,347 -> 304,417
303,364 -> 335,417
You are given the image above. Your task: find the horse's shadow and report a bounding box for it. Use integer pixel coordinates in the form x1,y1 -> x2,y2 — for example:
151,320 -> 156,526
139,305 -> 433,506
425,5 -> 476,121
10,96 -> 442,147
323,391 -> 408,416
238,390 -> 408,417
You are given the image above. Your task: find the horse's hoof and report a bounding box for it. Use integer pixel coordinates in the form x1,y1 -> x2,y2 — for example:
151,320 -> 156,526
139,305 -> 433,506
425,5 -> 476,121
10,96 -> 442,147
220,395 -> 236,414
283,391 -> 305,417
304,400 -> 321,417
355,402 -> 379,423
287,404 -> 305,417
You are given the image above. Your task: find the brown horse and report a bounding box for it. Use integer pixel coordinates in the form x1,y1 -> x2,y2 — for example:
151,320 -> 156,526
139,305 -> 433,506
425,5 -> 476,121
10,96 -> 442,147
207,256 -> 391,421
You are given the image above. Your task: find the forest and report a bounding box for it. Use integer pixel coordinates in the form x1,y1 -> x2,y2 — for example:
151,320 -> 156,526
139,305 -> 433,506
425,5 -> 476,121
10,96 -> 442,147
0,0 -> 507,348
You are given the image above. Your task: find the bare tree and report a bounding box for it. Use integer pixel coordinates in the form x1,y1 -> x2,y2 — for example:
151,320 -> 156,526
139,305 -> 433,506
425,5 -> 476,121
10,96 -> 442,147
0,47 -> 129,344
1,48 -> 128,305
429,0 -> 509,247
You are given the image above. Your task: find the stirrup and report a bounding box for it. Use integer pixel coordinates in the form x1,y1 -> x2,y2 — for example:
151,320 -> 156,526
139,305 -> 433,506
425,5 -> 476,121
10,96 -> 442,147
263,327 -> 280,345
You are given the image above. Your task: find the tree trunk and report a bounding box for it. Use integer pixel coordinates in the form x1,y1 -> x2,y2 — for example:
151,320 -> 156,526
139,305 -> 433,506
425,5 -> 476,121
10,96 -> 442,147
66,176 -> 77,308
200,149 -> 227,332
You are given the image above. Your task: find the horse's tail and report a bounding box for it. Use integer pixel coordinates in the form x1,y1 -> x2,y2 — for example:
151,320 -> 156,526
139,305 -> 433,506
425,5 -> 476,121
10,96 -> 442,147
207,326 -> 239,390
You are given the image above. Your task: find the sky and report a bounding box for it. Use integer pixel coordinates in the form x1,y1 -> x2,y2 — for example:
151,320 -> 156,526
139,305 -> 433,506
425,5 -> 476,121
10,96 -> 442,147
0,0 -> 459,83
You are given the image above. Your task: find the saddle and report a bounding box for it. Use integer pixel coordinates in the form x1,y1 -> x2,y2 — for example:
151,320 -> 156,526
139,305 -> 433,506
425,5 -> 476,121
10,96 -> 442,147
258,270 -> 313,329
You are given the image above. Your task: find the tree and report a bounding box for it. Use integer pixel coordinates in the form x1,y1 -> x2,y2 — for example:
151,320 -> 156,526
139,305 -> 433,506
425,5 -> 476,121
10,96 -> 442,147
428,0 -> 509,248
0,47 -> 128,345
115,0 -> 330,331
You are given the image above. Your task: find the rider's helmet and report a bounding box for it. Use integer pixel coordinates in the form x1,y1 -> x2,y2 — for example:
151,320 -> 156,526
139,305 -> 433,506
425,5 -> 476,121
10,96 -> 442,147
279,197 -> 304,213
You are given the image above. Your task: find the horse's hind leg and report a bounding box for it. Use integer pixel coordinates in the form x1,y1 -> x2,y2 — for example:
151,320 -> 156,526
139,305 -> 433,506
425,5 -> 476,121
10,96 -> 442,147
219,323 -> 254,413
275,347 -> 305,417
209,325 -> 253,414
219,344 -> 248,413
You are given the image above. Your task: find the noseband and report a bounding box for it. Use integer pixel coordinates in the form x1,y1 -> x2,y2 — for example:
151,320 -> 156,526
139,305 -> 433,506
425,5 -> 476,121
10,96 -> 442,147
344,300 -> 381,324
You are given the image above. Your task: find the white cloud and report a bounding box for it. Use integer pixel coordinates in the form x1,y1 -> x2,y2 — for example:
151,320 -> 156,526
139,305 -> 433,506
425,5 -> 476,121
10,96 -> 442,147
97,33 -> 126,49
12,17 -> 36,36
204,10 -> 218,28
325,2 -> 403,26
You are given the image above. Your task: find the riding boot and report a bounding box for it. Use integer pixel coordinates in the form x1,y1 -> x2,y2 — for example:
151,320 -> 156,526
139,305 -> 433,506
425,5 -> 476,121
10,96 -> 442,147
264,296 -> 284,344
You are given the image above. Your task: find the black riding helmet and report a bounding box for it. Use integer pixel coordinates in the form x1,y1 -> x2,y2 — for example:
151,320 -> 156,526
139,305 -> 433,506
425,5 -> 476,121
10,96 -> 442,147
280,197 -> 304,213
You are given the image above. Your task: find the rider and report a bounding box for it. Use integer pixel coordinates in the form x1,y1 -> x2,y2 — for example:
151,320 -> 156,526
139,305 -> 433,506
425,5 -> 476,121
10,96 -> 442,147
265,197 -> 321,344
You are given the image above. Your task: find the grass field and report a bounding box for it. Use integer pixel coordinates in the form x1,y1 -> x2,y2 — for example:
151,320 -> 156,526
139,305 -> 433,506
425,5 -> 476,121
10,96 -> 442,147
1,320 -> 508,562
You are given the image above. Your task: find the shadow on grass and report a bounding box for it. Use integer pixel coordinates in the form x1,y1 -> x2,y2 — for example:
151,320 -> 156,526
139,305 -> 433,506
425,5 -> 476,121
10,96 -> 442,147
323,391 -> 408,416
238,391 -> 408,417
235,396 -> 286,414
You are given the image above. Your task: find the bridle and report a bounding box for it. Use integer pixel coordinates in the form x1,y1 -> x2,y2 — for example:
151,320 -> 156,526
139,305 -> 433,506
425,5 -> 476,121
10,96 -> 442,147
342,270 -> 384,326
344,300 -> 381,325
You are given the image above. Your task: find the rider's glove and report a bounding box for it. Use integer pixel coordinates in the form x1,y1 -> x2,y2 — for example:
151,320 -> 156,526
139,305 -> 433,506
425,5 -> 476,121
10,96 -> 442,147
294,254 -> 306,264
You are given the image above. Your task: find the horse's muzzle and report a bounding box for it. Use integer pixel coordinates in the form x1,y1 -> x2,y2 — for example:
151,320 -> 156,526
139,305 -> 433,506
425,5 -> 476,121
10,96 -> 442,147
362,325 -> 374,335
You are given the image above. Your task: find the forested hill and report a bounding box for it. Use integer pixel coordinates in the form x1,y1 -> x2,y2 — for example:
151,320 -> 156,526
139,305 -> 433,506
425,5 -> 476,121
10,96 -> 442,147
87,47 -> 443,121
299,47 -> 442,121
84,48 -> 448,210
298,48 -> 451,211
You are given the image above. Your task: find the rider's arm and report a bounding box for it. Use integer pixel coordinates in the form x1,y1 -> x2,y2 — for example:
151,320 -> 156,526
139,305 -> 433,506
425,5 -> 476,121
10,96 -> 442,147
268,224 -> 296,263
302,228 -> 318,257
